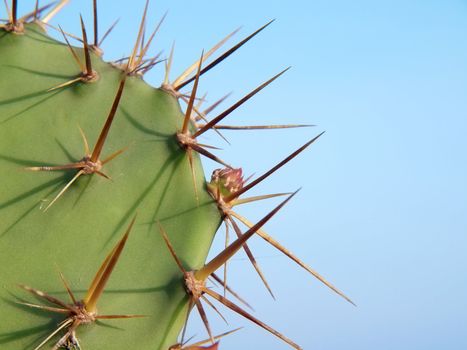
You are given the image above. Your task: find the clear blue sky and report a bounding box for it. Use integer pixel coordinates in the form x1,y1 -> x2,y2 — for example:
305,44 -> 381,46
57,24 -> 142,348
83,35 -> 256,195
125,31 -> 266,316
7,1 -> 467,349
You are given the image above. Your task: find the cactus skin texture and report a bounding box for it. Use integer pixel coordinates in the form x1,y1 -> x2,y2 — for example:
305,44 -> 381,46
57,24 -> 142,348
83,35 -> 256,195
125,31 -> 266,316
0,2 -> 351,350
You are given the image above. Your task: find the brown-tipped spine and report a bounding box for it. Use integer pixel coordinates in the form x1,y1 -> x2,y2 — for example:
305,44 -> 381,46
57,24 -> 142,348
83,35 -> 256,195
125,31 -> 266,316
195,191 -> 298,281
93,0 -> 98,47
175,20 -> 275,91
90,77 -> 126,162
84,216 -> 136,313
226,133 -> 324,202
182,51 -> 204,134
12,0 -> 17,26
79,15 -> 93,77
193,67 -> 290,138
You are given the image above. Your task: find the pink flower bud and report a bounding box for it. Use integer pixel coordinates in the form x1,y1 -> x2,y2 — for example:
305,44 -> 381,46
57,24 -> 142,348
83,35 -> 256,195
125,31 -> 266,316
208,167 -> 245,200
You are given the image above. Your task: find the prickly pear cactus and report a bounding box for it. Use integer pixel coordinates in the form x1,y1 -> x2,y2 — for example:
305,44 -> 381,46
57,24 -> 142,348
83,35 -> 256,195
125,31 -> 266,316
0,2 -> 352,350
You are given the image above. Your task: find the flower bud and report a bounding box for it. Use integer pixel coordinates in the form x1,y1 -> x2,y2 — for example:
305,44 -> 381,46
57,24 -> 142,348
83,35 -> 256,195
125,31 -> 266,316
208,167 -> 244,201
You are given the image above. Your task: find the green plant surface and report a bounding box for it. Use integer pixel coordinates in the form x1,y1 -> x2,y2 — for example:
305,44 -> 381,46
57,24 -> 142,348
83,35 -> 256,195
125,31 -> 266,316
0,23 -> 221,350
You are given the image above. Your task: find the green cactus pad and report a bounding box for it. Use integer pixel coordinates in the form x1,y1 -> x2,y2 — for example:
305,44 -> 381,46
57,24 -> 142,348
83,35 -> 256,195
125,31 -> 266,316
0,23 -> 221,350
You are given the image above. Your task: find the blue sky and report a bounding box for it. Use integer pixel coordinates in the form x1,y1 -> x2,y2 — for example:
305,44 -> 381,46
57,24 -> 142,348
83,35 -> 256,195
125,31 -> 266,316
6,1 -> 467,349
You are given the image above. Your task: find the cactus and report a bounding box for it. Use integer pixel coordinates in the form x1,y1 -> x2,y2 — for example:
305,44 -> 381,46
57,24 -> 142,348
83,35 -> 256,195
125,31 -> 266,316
0,1 -> 352,349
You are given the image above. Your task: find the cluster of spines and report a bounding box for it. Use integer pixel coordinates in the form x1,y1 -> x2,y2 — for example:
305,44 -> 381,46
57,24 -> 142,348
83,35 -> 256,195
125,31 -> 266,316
2,1 -> 353,349
17,217 -> 143,350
